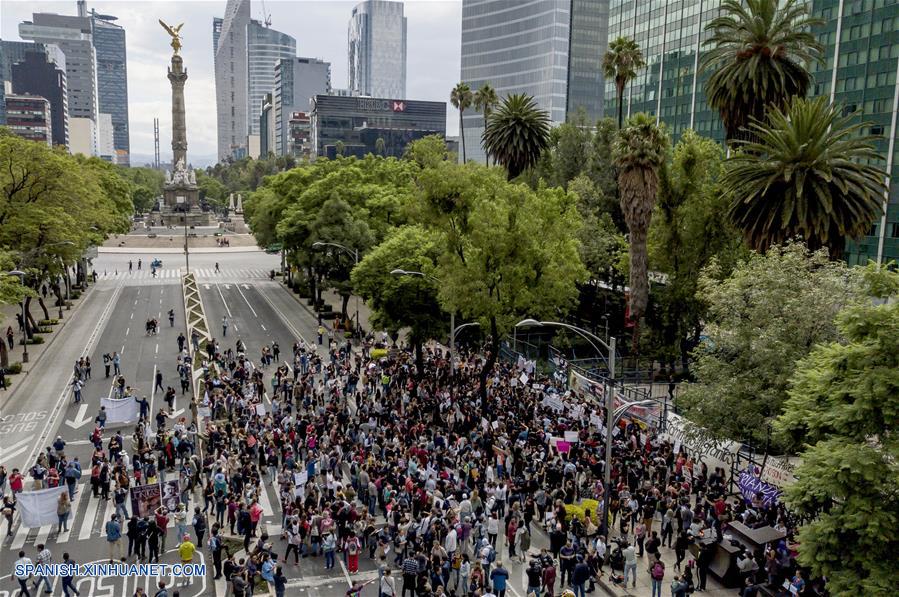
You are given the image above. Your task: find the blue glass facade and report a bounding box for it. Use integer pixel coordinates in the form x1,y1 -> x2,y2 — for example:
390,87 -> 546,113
91,14 -> 130,165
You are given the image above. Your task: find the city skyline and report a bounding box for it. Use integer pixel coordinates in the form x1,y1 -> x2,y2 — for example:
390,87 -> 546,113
1,0 -> 462,166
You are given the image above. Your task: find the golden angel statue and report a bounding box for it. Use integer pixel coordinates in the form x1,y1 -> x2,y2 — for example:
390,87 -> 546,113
159,20 -> 184,55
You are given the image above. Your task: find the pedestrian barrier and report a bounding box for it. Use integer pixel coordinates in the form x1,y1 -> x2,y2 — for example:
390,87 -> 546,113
180,271 -> 212,457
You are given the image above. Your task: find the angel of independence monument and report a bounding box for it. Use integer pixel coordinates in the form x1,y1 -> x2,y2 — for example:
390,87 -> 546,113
158,20 -> 211,226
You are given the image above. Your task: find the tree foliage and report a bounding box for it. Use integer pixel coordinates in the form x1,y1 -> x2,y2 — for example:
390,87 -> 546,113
117,166 -> 164,213
352,225 -> 447,374
647,130 -> 746,367
613,113 -> 669,347
774,271 -> 899,595
416,162 -> 586,410
603,37 -> 645,128
701,0 -> 823,141
680,243 -> 866,445
450,82 -> 473,163
482,93 -> 551,180
724,97 -> 887,259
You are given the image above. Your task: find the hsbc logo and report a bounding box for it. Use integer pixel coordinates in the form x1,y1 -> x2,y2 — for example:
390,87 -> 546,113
355,98 -> 409,112
392,101 -> 406,112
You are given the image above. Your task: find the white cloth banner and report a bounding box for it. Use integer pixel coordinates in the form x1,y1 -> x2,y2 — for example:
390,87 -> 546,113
17,485 -> 66,528
101,396 -> 140,424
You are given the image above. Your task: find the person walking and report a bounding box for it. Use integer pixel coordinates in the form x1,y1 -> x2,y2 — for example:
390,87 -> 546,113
490,561 -> 510,597
14,550 -> 33,597
61,552 -> 80,596
222,316 -> 228,337
178,534 -> 195,586
31,544 -> 53,594
192,506 -> 207,548
112,352 -> 121,376
106,514 -> 122,563
648,555 -> 666,597
6,326 -> 14,350
623,541 -> 638,588
103,353 -> 112,378
72,378 -> 83,404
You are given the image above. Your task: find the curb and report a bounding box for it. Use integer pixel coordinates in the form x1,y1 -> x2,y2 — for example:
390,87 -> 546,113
278,280 -> 333,333
99,246 -> 264,254
0,287 -> 94,413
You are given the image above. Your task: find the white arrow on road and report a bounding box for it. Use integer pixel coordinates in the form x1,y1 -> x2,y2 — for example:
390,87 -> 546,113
64,403 -> 92,429
242,284 -> 250,290
204,284 -> 211,290
171,408 -> 185,418
223,284 -> 231,290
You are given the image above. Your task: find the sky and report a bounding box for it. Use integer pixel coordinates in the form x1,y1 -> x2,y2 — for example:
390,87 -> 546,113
1,0 -> 463,166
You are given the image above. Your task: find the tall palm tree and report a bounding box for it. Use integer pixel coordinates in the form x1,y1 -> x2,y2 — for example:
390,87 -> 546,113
473,83 -> 499,164
602,37 -> 646,128
450,82 -> 473,163
701,0 -> 823,142
612,113 -> 669,350
482,93 -> 551,180
724,97 -> 887,260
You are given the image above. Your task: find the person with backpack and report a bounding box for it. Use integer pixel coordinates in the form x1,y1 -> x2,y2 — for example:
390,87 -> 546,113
648,554 -> 666,597
209,529 -> 224,579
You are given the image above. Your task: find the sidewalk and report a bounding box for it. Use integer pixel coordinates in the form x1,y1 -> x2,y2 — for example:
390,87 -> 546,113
0,288 -> 91,405
279,279 -> 374,337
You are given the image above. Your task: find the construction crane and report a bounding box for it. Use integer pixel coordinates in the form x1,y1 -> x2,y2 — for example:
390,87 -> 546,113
261,0 -> 272,27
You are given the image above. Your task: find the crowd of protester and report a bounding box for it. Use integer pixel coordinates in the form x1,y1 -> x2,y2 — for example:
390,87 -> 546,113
1,328 -> 825,597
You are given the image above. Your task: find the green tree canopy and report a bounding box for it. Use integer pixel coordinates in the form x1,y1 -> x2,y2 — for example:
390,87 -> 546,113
351,225 -> 447,374
774,273 -> 899,595
417,162 -> 586,410
679,243 -> 867,445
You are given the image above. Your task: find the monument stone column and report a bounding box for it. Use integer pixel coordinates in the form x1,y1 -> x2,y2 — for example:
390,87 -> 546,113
168,55 -> 188,167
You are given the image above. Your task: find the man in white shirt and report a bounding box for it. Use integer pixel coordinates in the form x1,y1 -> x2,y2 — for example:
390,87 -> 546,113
622,542 -> 638,588
14,550 -> 33,596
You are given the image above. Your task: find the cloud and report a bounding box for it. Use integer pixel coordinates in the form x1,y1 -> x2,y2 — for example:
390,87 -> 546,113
1,0 -> 463,160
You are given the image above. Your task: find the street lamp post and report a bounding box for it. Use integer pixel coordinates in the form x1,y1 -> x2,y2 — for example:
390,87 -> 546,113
313,241 -> 359,338
515,318 -> 617,537
6,270 -> 29,363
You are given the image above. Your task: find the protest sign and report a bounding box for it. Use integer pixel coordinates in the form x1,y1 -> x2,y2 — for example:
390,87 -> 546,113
130,483 -> 162,518
101,396 -> 140,425
17,486 -> 67,528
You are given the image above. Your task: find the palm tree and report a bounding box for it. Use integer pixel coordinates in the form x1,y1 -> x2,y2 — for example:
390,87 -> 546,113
602,37 -> 646,129
450,82 -> 473,163
482,93 -> 551,180
473,83 -> 499,163
724,97 -> 887,260
612,113 -> 669,350
701,0 -> 823,142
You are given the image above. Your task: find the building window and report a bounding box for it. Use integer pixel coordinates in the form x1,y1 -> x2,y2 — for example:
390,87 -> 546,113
891,223 -> 899,239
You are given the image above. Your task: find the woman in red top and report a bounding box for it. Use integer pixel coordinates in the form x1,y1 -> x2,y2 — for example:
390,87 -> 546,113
9,469 -> 24,495
345,533 -> 361,573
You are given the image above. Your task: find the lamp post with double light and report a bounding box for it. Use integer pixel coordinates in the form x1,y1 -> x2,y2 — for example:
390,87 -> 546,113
312,241 -> 360,337
515,318 -> 618,537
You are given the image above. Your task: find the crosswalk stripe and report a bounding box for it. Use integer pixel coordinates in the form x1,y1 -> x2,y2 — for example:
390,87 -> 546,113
78,490 -> 101,540
33,522 -> 52,546
102,496 -> 116,529
10,515 -> 30,549
56,487 -> 85,543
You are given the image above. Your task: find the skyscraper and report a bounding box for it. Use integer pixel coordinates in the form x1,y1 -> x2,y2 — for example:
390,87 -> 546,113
460,0 -> 609,163
275,57 -> 331,156
246,20 -> 296,137
214,0 -> 251,161
604,0 -> 899,267
10,47 -> 68,148
19,11 -> 98,123
88,4 -> 130,165
348,0 -> 407,99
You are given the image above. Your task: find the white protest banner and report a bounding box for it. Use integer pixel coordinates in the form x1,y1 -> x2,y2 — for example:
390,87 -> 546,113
255,404 -> 265,417
590,414 -> 603,427
518,372 -> 529,385
101,396 -> 140,424
563,431 -> 579,443
17,485 -> 66,528
294,471 -> 308,486
659,412 -> 740,473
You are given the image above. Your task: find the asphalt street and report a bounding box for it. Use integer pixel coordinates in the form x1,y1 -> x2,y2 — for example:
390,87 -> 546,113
0,250 -> 382,597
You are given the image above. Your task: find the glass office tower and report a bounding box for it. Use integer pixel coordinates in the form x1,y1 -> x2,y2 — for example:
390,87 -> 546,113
91,11 -> 130,165
605,0 -> 899,265
460,0 -> 608,163
348,0 -> 408,99
246,21 -> 296,138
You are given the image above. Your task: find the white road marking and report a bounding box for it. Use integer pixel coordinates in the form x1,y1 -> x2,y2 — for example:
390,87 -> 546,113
77,488 -> 101,540
33,523 -> 52,547
10,516 -> 30,549
216,283 -> 232,317
235,283 -> 258,317
126,328 -> 129,336
150,363 -> 157,415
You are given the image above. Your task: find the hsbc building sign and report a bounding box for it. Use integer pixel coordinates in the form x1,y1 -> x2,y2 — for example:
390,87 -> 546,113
356,98 -> 407,112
